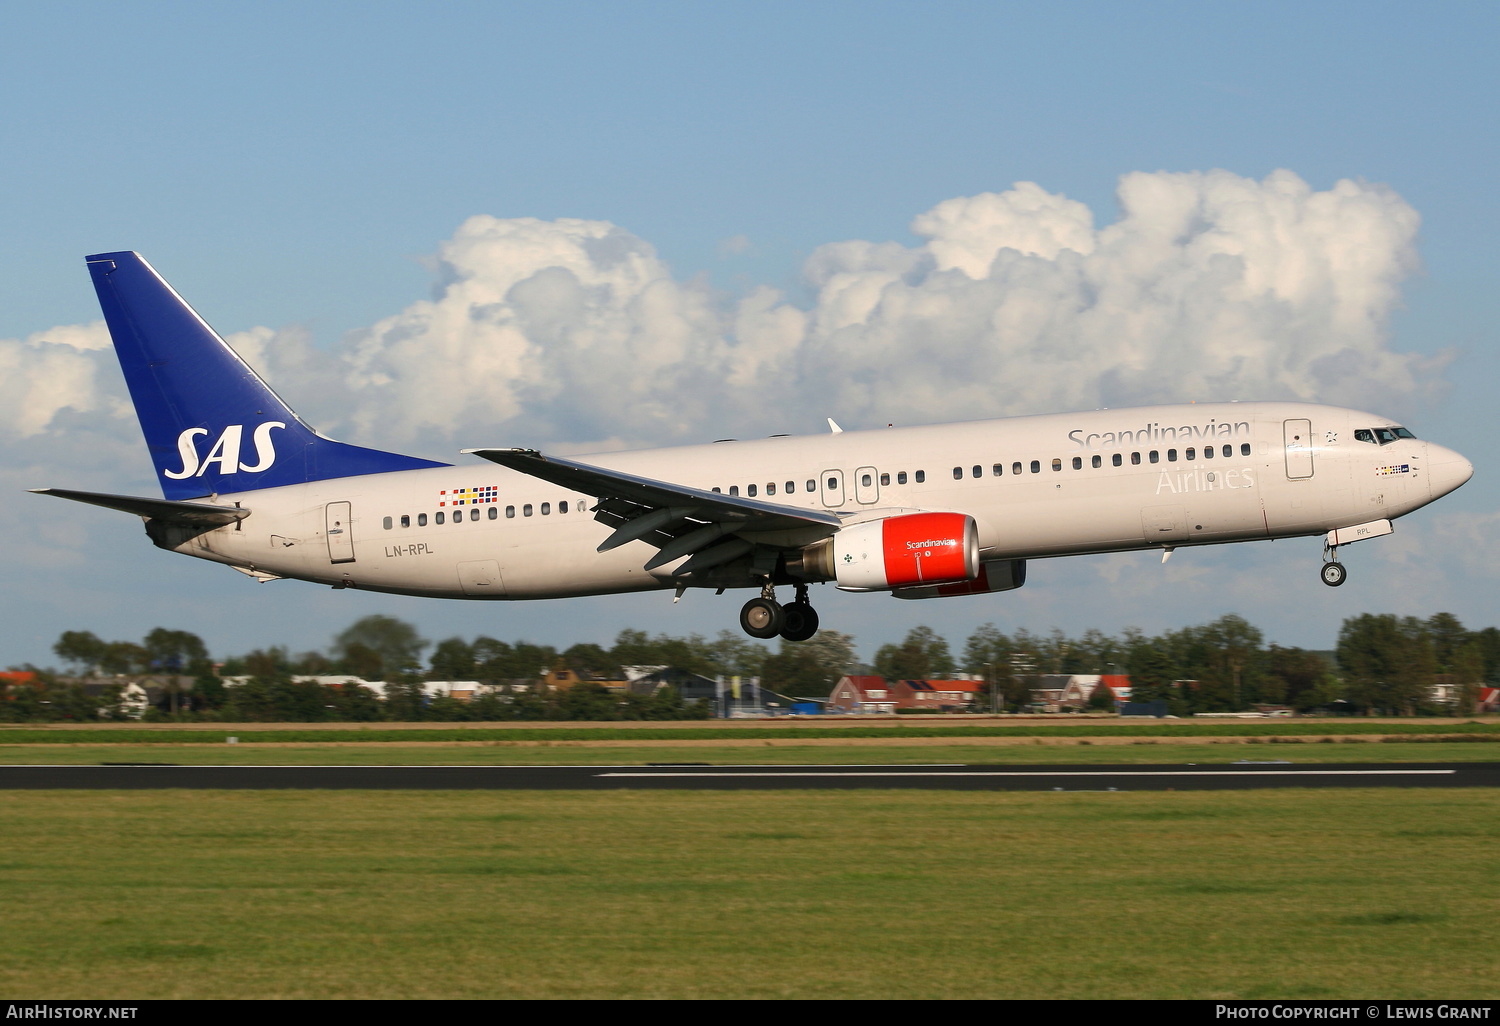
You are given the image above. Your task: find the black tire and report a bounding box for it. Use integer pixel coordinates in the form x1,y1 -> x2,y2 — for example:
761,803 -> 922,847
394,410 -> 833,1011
740,597 -> 785,639
1320,562 -> 1347,587
779,601 -> 820,642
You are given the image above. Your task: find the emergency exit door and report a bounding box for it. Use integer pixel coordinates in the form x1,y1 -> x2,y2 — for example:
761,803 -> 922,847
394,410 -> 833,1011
326,502 -> 355,564
1284,419 -> 1314,480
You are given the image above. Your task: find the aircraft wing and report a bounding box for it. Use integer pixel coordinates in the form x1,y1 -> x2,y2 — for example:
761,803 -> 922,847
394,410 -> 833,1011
31,487 -> 251,527
464,448 -> 841,576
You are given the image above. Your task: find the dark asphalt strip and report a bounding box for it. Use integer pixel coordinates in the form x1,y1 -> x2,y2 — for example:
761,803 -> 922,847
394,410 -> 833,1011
0,763 -> 1495,790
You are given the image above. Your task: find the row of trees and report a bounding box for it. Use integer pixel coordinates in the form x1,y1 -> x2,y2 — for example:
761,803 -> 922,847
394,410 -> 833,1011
209,676 -> 709,723
10,610 -> 1499,721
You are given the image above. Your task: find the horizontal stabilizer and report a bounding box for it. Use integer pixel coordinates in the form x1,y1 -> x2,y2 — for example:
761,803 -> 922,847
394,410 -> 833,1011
31,488 -> 251,527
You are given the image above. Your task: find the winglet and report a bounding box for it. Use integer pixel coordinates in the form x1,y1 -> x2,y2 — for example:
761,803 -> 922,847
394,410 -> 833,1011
827,418 -> 843,434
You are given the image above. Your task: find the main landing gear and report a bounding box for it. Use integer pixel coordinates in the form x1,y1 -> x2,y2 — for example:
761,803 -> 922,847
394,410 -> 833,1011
739,582 -> 820,642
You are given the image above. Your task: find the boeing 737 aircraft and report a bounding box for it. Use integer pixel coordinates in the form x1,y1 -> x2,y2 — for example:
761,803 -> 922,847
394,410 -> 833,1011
35,252 -> 1474,641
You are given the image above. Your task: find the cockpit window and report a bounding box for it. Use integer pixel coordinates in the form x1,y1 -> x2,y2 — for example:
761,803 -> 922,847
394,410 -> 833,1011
1358,427 -> 1417,445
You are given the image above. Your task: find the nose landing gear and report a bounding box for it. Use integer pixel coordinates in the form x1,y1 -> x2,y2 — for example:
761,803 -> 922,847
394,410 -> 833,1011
1320,539 -> 1347,587
739,582 -> 820,641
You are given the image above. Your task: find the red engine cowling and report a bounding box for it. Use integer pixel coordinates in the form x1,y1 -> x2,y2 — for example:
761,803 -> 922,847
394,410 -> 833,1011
831,512 -> 979,590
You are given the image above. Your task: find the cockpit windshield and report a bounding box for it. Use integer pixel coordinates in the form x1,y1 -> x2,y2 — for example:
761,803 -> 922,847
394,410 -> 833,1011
1354,426 -> 1417,445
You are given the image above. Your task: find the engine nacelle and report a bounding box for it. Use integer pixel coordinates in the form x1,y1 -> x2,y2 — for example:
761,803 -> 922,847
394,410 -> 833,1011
826,511 -> 980,591
893,558 -> 1026,600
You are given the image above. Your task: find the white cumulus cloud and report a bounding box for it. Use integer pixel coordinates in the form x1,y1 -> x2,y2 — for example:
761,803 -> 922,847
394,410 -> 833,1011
334,169 -> 1442,454
0,321 -> 114,438
0,169 -> 1445,466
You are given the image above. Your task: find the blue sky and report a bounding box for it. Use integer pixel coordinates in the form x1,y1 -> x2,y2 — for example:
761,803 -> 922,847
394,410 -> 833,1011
3,1 -> 1496,669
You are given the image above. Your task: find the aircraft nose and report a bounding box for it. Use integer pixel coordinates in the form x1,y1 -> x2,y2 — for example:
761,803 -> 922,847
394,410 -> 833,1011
1427,443 -> 1474,499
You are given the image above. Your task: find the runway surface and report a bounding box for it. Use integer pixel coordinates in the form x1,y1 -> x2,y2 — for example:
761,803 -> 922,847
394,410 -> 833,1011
1,762 -> 1497,790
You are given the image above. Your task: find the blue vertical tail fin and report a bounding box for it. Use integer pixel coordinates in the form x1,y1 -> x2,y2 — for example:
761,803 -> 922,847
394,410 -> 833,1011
86,251 -> 448,500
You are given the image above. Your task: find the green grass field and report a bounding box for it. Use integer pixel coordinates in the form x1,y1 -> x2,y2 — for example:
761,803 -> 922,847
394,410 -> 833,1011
1,788 -> 1497,999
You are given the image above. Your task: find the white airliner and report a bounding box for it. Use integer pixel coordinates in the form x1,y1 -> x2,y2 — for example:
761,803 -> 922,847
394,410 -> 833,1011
35,252 -> 1473,641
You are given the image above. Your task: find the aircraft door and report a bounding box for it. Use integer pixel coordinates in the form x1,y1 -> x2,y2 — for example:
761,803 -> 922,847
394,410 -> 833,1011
820,469 -> 846,508
325,501 -> 355,564
458,559 -> 505,597
855,466 -> 880,505
1284,419 -> 1314,480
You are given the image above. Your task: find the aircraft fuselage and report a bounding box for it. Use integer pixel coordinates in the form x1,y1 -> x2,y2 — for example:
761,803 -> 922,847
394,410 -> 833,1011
157,400 -> 1470,600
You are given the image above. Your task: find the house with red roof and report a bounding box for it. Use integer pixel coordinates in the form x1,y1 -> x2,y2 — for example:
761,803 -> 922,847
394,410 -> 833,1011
826,675 -> 897,714
890,679 -> 982,712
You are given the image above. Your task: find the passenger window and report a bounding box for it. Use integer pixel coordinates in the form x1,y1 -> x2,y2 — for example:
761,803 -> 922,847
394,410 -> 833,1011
1204,445 -> 1214,459
435,511 -> 445,525
488,506 -> 498,520
418,513 -> 428,526
826,477 -> 838,490
506,506 -> 515,518
1112,454 -> 1122,467
972,465 -> 982,479
1051,458 -> 1062,472
1186,447 -> 1196,460
766,483 -> 776,496
383,516 -> 393,530
1167,449 -> 1177,462
1012,462 -> 1022,476
1072,457 -> 1082,470
915,471 -> 926,483
747,484 -> 757,497
897,472 -> 908,485
1222,445 -> 1232,457
806,480 -> 816,492
992,464 -> 1003,477
880,473 -> 890,486
523,504 -> 533,517
1131,453 -> 1141,465
401,515 -> 411,528
1030,461 -> 1040,474
1149,451 -> 1159,464
560,501 -> 569,513
953,467 -> 963,480
786,481 -> 795,493
729,486 -> 739,496
861,474 -> 872,487
1241,443 -> 1251,456
712,487 -> 721,493
541,503 -> 551,515
470,508 -> 480,521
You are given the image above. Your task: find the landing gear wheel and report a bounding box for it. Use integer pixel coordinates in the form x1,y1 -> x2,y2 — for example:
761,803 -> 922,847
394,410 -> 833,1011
1320,562 -> 1347,587
740,597 -> 785,639
779,601 -> 820,642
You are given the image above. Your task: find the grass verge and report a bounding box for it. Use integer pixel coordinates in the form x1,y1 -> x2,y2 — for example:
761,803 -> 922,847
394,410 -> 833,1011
1,788 -> 1496,999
